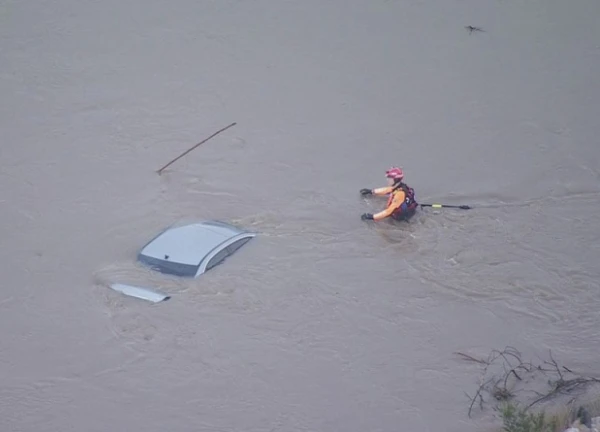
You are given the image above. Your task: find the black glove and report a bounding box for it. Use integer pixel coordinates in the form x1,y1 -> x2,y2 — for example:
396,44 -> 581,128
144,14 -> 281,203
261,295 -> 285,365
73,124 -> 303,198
361,213 -> 374,220
360,188 -> 372,196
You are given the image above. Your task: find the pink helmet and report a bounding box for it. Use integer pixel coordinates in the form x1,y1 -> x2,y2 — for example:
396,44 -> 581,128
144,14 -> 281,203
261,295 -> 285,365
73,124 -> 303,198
385,167 -> 404,181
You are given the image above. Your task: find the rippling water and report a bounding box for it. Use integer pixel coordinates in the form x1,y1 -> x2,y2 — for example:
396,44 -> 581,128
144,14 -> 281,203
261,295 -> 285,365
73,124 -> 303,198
2,0 -> 600,431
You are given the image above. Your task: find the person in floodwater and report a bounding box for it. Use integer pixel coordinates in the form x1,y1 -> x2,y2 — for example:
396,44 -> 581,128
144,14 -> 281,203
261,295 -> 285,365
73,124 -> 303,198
359,167 -> 418,222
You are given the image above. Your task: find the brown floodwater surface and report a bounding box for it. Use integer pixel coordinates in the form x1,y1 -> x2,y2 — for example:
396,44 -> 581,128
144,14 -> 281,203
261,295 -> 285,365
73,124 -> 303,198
1,1 -> 599,431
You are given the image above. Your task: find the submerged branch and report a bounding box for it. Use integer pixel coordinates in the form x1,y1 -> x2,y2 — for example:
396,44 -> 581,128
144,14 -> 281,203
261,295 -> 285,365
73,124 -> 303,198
458,346 -> 600,418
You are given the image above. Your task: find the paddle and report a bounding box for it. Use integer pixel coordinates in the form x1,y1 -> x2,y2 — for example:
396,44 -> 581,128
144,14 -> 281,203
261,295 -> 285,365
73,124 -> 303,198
420,203 -> 472,210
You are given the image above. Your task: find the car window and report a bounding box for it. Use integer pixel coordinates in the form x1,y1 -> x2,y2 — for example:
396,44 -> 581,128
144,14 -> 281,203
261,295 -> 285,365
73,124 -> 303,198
138,254 -> 200,277
205,247 -> 230,271
226,237 -> 250,255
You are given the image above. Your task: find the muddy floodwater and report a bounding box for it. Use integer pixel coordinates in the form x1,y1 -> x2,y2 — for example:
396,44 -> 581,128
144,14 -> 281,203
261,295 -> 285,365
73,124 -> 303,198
1,1 -> 600,431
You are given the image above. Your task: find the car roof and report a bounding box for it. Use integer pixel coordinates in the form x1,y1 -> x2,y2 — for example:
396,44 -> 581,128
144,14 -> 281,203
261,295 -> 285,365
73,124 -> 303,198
138,220 -> 252,266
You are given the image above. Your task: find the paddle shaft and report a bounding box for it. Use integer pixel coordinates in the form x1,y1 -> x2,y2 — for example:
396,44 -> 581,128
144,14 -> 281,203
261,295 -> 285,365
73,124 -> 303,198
420,203 -> 472,210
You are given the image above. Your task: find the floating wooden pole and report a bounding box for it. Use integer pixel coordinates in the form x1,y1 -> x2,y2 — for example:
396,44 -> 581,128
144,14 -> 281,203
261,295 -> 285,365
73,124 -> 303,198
156,122 -> 237,175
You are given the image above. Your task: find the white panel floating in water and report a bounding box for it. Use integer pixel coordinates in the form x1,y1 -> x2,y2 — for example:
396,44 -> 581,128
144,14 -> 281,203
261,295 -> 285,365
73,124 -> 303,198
109,283 -> 171,303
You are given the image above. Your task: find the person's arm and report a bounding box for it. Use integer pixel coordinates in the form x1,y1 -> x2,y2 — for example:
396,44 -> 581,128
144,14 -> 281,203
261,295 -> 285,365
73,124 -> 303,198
372,186 -> 393,196
373,190 -> 405,221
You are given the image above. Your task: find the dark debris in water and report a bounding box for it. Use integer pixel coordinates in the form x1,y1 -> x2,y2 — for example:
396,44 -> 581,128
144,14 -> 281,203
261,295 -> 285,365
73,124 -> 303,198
465,25 -> 484,34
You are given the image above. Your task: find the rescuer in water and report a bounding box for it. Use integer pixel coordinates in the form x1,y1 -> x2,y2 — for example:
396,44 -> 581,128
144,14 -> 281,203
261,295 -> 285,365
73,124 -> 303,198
359,167 -> 418,222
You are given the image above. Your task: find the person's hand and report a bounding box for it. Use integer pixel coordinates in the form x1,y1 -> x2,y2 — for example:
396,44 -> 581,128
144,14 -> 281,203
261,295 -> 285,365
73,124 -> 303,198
360,188 -> 372,196
361,213 -> 374,221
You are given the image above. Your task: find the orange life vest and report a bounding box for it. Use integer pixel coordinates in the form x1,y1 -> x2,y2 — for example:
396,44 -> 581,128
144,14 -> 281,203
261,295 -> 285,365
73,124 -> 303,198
387,183 -> 418,219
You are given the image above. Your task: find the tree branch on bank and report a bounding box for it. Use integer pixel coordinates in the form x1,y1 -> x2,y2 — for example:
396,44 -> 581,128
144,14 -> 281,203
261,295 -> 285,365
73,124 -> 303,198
455,347 -> 600,418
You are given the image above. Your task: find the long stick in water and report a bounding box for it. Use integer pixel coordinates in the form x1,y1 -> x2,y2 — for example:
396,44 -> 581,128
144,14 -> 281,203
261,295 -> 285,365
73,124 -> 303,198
156,122 -> 237,175
420,203 -> 472,210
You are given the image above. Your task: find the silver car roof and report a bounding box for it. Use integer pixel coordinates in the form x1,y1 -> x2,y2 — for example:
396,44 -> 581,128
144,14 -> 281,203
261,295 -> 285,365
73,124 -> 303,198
138,220 -> 252,266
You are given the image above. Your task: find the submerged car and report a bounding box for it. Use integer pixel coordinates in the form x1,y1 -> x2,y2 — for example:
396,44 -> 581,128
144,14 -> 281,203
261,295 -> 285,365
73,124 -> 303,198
137,220 -> 256,278
108,220 -> 256,303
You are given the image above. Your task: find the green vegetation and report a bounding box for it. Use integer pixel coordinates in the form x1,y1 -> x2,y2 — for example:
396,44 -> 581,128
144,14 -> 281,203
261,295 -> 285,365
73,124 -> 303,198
498,400 -> 600,432
499,402 -> 563,432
